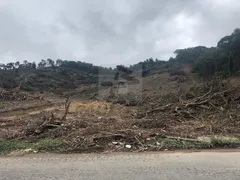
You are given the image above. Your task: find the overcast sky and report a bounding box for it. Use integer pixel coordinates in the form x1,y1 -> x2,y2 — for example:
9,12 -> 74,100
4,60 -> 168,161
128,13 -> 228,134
0,0 -> 240,66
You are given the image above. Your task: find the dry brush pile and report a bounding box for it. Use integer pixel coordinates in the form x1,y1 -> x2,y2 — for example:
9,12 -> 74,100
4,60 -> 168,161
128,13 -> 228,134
0,88 -> 41,101
138,77 -> 240,138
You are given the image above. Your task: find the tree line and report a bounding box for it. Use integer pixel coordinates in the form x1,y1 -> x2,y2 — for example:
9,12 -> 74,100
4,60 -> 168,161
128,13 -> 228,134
0,59 -> 113,75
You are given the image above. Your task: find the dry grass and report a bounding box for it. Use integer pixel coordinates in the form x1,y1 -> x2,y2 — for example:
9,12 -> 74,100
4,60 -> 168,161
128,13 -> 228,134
65,101 -> 137,120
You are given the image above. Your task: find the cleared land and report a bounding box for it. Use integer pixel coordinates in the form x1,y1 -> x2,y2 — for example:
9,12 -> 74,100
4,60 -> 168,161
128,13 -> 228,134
0,72 -> 240,154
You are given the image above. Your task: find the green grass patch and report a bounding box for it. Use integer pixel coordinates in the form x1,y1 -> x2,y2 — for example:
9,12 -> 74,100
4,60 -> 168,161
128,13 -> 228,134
0,138 -> 66,155
211,136 -> 240,148
0,140 -> 32,155
33,138 -> 66,151
154,136 -> 240,150
1,136 -> 239,155
160,138 -> 213,150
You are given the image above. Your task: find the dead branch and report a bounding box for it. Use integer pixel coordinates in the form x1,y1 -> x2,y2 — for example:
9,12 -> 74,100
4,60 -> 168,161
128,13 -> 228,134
211,90 -> 230,99
182,88 -> 212,107
185,99 -> 209,108
198,105 -> 210,109
176,95 -> 185,104
137,95 -> 149,106
44,124 -> 61,128
134,136 -> 145,149
219,93 -> 229,105
194,87 -> 212,102
209,102 -> 220,111
146,104 -> 172,115
61,97 -> 72,121
166,136 -> 202,142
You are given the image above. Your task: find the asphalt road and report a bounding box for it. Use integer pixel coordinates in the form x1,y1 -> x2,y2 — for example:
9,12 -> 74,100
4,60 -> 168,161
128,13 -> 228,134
0,151 -> 240,180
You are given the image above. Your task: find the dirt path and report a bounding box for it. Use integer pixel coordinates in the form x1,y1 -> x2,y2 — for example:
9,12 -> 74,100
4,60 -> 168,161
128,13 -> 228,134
0,151 -> 239,180
0,103 -> 62,121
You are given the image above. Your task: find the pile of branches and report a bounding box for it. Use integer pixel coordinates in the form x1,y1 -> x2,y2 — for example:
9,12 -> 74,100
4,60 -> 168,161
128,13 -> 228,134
145,78 -> 240,122
0,88 -> 38,101
106,92 -> 141,106
181,80 -> 239,115
25,98 -> 71,138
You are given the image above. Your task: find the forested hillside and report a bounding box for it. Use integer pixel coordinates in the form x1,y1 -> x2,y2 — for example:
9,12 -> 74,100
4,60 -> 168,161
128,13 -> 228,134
175,28 -> 240,77
0,28 -> 240,91
131,28 -> 240,78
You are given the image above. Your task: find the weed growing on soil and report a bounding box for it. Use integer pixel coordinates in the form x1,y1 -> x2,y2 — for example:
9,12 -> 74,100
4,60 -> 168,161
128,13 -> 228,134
0,139 -> 66,155
164,139 -> 212,149
0,140 -> 32,155
1,136 -> 240,155
33,138 -> 66,151
154,138 -> 213,150
211,136 -> 240,148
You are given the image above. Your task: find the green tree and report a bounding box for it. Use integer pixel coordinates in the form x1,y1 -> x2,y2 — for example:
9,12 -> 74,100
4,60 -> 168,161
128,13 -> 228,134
14,61 -> 20,68
217,28 -> 240,76
6,62 -> 14,70
31,62 -> 37,69
38,59 -> 47,68
0,63 -> 5,70
174,46 -> 207,64
56,59 -> 63,66
47,58 -> 55,67
23,60 -> 28,66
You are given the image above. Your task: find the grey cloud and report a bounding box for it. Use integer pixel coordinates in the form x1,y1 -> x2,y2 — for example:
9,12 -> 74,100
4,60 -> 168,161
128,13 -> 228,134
0,0 -> 240,66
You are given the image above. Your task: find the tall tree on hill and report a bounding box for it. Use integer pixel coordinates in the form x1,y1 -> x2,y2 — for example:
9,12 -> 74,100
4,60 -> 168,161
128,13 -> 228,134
38,59 -> 47,68
56,59 -> 63,66
14,61 -> 20,69
217,28 -> 240,76
116,65 -> 132,74
31,62 -> 37,69
174,46 -> 207,64
23,60 -> 28,67
47,58 -> 55,67
6,62 -> 14,70
0,63 -> 6,70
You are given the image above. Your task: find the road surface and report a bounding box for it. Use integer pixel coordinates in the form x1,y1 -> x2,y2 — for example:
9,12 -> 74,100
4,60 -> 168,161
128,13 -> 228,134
0,151 -> 240,180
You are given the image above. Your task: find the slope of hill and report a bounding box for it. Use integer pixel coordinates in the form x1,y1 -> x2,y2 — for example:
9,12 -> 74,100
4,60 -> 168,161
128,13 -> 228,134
0,28 -> 240,154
